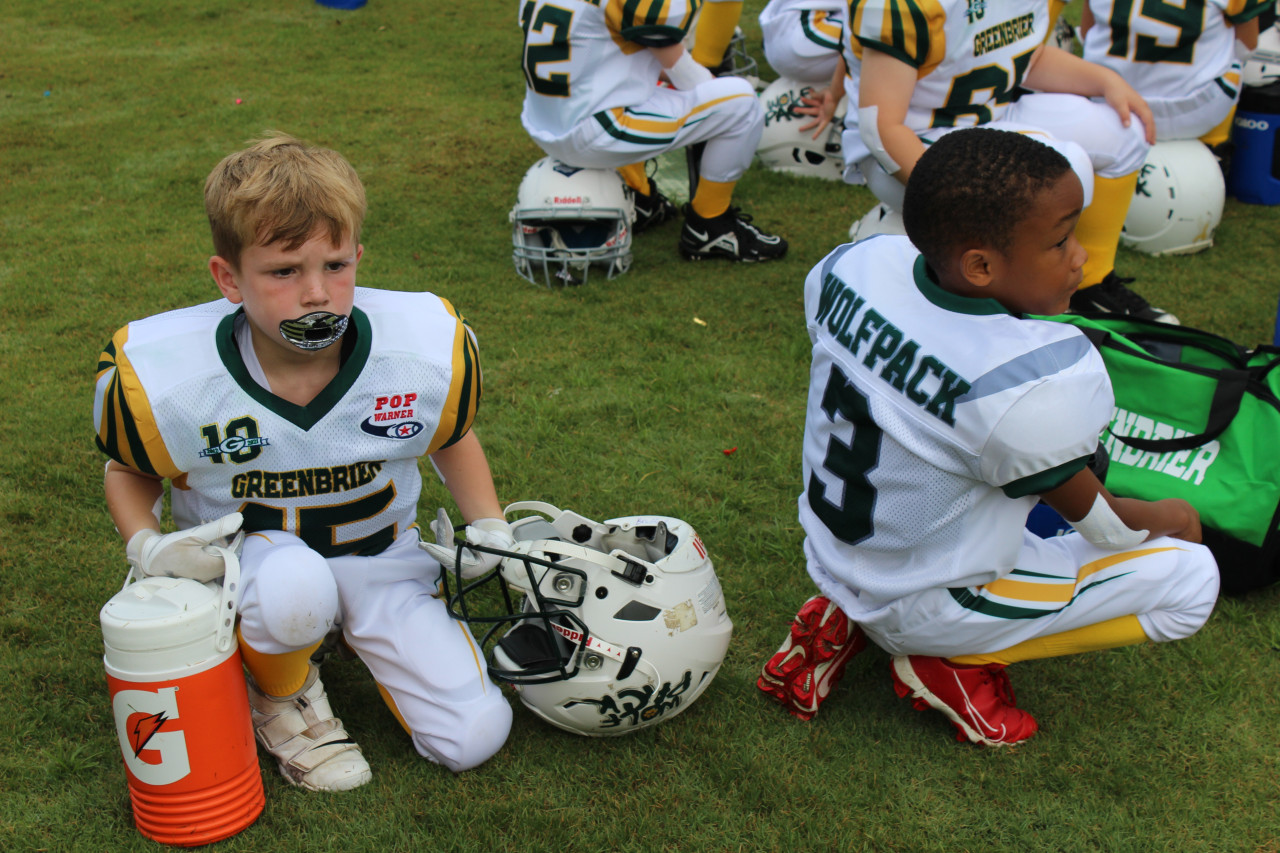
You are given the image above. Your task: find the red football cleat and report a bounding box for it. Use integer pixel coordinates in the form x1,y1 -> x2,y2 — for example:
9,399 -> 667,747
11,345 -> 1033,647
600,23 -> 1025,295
890,655 -> 1039,747
758,595 -> 866,721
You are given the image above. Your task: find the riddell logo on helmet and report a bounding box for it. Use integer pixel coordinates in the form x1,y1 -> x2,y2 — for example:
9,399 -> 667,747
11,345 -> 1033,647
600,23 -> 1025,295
554,195 -> 585,205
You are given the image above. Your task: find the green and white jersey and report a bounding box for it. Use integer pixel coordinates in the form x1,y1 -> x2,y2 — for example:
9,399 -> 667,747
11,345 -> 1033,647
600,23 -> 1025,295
799,237 -> 1113,605
94,288 -> 481,557
1082,0 -> 1269,97
843,0 -> 1047,147
519,0 -> 699,145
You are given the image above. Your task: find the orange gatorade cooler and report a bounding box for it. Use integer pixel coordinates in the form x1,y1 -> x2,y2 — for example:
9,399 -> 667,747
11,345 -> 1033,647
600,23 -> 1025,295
100,547 -> 264,846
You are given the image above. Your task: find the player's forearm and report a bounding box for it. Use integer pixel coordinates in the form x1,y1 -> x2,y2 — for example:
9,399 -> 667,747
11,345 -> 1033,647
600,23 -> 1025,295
1236,18 -> 1259,52
1024,44 -> 1118,97
430,431 -> 503,523
859,49 -> 925,182
1111,496 -> 1202,543
104,461 -> 165,542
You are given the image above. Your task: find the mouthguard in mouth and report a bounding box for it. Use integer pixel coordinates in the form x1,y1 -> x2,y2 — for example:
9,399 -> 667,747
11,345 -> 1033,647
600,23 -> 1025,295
279,311 -> 349,350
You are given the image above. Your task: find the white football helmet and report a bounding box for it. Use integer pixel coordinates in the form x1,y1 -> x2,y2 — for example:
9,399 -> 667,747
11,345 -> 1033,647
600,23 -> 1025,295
444,501 -> 733,737
848,201 -> 906,242
1121,140 -> 1225,256
756,76 -> 847,180
510,158 -> 634,287
1243,25 -> 1280,88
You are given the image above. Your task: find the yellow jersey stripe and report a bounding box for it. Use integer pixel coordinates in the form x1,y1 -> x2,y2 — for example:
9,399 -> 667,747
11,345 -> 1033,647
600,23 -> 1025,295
95,326 -> 179,478
429,297 -> 480,453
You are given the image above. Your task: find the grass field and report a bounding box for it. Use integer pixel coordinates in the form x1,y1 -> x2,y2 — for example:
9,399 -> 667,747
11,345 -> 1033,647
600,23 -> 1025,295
3,1 -> 1279,850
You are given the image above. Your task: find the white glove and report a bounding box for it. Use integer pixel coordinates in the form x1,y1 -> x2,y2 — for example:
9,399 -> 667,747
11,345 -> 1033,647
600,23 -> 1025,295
125,512 -> 243,583
419,509 -> 515,580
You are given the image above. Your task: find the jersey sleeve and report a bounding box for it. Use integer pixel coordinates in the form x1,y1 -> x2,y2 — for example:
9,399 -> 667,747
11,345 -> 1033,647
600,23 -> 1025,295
93,325 -> 181,478
1223,0 -> 1272,25
979,353 -> 1114,497
850,0 -> 947,68
426,298 -> 482,454
607,0 -> 699,48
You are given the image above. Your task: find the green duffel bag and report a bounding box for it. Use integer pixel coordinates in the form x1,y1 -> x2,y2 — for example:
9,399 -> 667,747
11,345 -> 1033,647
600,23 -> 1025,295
1051,313 -> 1280,594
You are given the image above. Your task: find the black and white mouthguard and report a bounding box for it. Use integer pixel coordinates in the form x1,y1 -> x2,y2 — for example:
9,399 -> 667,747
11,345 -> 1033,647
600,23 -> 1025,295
279,311 -> 349,351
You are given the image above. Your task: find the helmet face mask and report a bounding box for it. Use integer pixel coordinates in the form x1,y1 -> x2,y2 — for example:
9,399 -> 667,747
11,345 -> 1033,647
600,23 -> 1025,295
510,158 -> 635,287
443,501 -> 734,736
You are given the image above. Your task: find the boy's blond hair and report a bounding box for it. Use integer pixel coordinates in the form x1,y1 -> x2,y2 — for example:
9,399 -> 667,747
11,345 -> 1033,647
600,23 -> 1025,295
204,133 -> 367,267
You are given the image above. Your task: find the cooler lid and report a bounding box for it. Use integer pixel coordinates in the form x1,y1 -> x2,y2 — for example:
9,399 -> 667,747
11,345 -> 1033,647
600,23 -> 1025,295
100,576 -> 221,652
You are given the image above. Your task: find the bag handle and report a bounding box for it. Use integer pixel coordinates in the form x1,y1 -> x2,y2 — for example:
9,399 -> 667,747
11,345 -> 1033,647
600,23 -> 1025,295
1110,369 -> 1251,452
1075,322 -> 1252,452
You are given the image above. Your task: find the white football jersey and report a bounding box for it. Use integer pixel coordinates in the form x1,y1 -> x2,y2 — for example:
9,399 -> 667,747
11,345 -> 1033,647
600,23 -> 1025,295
1082,0 -> 1269,96
799,237 -> 1113,605
94,288 -> 481,557
842,0 -> 1048,163
519,0 -> 698,145
761,0 -> 847,30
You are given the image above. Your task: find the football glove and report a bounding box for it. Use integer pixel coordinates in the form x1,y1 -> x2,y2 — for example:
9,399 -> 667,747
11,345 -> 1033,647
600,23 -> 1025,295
125,512 -> 244,583
419,509 -> 515,580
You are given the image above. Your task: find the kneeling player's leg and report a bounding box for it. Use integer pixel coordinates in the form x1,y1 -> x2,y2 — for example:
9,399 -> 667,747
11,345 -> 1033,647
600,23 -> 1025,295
237,531 -> 370,791
238,531 -> 340,691
690,0 -> 744,70
942,534 -> 1220,666
333,534 -> 512,773
870,532 -> 1217,745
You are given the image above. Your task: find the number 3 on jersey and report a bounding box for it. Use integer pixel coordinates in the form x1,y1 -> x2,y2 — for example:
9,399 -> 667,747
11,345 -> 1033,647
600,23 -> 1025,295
521,2 -> 572,97
808,364 -> 883,545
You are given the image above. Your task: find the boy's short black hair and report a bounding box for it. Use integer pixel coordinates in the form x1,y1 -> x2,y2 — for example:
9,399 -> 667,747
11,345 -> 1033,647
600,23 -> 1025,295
902,128 -> 1073,266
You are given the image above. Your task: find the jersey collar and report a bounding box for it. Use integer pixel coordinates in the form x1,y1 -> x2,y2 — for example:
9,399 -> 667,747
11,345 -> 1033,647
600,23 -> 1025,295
216,306 -> 372,431
912,255 -> 1014,317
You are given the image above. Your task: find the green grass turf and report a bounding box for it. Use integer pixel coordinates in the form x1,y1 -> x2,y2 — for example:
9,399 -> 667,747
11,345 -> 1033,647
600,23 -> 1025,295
2,2 -> 1278,850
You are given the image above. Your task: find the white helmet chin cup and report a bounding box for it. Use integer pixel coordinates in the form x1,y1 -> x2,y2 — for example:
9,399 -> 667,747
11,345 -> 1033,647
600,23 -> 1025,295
446,502 -> 733,737
1121,140 -> 1225,256
510,158 -> 635,287
756,77 -> 847,181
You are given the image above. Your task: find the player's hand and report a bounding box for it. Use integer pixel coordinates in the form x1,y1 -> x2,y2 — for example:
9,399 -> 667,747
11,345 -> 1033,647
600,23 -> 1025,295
1155,498 -> 1203,544
796,87 -> 838,139
420,508 -> 515,580
1100,73 -> 1156,145
126,512 -> 243,582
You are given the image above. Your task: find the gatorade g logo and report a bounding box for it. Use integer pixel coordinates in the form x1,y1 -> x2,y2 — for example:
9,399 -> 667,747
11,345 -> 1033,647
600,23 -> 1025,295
113,686 -> 191,786
1235,117 -> 1270,131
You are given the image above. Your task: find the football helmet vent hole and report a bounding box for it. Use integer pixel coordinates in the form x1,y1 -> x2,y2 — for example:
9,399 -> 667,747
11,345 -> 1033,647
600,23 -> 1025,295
614,601 -> 662,622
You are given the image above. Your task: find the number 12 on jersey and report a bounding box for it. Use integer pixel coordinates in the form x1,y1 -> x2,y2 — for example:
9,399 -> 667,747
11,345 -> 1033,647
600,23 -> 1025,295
520,1 -> 572,97
807,364 -> 883,545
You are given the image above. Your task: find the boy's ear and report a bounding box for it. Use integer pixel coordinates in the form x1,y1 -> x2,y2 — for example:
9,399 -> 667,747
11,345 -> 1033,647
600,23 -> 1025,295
209,255 -> 243,304
958,246 -> 998,290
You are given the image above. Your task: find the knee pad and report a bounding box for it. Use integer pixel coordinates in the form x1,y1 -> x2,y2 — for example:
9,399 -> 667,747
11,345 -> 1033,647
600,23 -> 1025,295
242,541 -> 340,651
413,697 -> 513,773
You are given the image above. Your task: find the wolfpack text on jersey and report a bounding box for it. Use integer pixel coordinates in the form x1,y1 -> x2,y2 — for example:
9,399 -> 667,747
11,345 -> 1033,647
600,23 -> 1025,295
799,237 -> 1113,605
